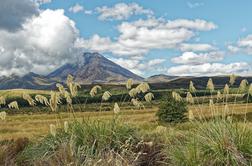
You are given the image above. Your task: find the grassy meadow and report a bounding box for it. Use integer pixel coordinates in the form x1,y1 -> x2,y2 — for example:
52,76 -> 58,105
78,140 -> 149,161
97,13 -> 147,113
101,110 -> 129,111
2,75 -> 252,165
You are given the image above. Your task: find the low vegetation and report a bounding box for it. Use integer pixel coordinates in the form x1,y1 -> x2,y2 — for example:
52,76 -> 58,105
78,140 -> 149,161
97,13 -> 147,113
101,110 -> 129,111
2,74 -> 252,165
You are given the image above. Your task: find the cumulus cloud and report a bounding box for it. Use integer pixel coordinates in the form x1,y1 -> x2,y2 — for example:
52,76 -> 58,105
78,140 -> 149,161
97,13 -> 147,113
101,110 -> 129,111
110,57 -> 166,75
168,62 -> 250,76
96,3 -> 153,21
171,51 -> 224,65
227,35 -> 252,55
0,9 -> 80,76
180,43 -> 216,52
76,18 -> 217,57
0,0 -> 39,31
69,3 -> 84,13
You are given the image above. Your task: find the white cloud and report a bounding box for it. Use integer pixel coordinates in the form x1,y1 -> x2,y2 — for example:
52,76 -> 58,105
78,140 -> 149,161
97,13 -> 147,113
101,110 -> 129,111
110,57 -> 166,76
187,2 -> 204,8
76,18 -> 217,57
96,3 -> 153,21
147,59 -> 166,66
164,19 -> 216,31
171,51 -> 224,65
0,9 -> 80,76
180,43 -> 216,52
228,34 -> 252,55
227,45 -> 240,53
69,3 -> 84,13
168,62 -> 250,76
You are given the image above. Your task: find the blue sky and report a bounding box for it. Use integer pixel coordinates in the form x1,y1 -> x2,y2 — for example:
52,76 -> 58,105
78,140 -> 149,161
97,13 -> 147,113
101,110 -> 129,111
1,0 -> 252,77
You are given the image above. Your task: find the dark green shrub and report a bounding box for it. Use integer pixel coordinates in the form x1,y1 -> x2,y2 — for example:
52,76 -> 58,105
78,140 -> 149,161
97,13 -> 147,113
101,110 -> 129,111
156,94 -> 187,123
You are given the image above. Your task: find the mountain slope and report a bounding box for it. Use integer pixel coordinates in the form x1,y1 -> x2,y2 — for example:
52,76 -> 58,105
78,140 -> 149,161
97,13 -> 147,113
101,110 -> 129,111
150,76 -> 252,90
146,74 -> 178,83
48,52 -> 143,83
0,72 -> 57,90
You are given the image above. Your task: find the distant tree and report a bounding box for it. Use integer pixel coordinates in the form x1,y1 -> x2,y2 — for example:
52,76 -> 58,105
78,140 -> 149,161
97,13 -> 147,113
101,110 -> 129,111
156,93 -> 188,123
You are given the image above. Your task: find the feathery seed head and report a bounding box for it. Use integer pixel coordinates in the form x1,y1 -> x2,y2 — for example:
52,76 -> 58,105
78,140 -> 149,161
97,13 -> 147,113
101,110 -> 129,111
113,102 -> 120,114
90,85 -> 102,97
229,74 -> 236,86
8,101 -> 19,110
144,92 -> 154,103
131,98 -> 142,109
188,110 -> 194,121
239,79 -> 248,93
186,92 -> 194,104
126,79 -> 133,90
49,124 -> 56,137
35,95 -> 49,106
217,90 -> 222,100
0,96 -> 6,105
136,82 -> 150,93
23,93 -> 36,106
206,78 -> 215,92
69,82 -> 81,97
102,91 -> 112,101
56,83 -> 66,95
249,83 -> 252,96
66,74 -> 74,87
223,84 -> 229,95
189,81 -> 196,93
129,88 -> 138,97
64,121 -> 69,133
0,111 -> 6,120
224,104 -> 229,112
49,91 -> 61,112
209,99 -> 214,108
64,91 -> 72,105
172,91 -> 182,102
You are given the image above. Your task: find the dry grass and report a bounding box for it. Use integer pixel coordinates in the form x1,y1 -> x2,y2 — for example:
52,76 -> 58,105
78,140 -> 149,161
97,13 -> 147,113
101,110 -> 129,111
0,108 -> 157,141
0,89 -> 50,98
2,103 -> 252,141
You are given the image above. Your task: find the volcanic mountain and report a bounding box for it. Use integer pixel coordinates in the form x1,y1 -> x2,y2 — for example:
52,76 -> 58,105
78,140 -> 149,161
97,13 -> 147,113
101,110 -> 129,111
48,52 -> 143,84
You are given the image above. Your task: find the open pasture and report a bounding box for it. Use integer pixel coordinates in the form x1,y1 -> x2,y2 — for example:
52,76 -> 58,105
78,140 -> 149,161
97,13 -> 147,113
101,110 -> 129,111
2,102 -> 252,141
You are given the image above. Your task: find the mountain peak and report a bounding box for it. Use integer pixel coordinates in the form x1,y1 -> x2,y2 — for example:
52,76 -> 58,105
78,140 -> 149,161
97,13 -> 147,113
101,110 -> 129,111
48,52 -> 143,83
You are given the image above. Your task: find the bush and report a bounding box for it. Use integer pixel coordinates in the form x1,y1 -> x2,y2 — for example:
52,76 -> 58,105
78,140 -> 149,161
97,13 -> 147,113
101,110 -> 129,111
167,120 -> 252,165
156,94 -> 188,123
17,119 -> 141,165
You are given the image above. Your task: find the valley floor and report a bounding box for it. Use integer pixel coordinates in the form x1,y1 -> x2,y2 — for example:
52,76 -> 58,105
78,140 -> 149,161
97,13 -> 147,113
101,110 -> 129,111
2,103 -> 252,141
